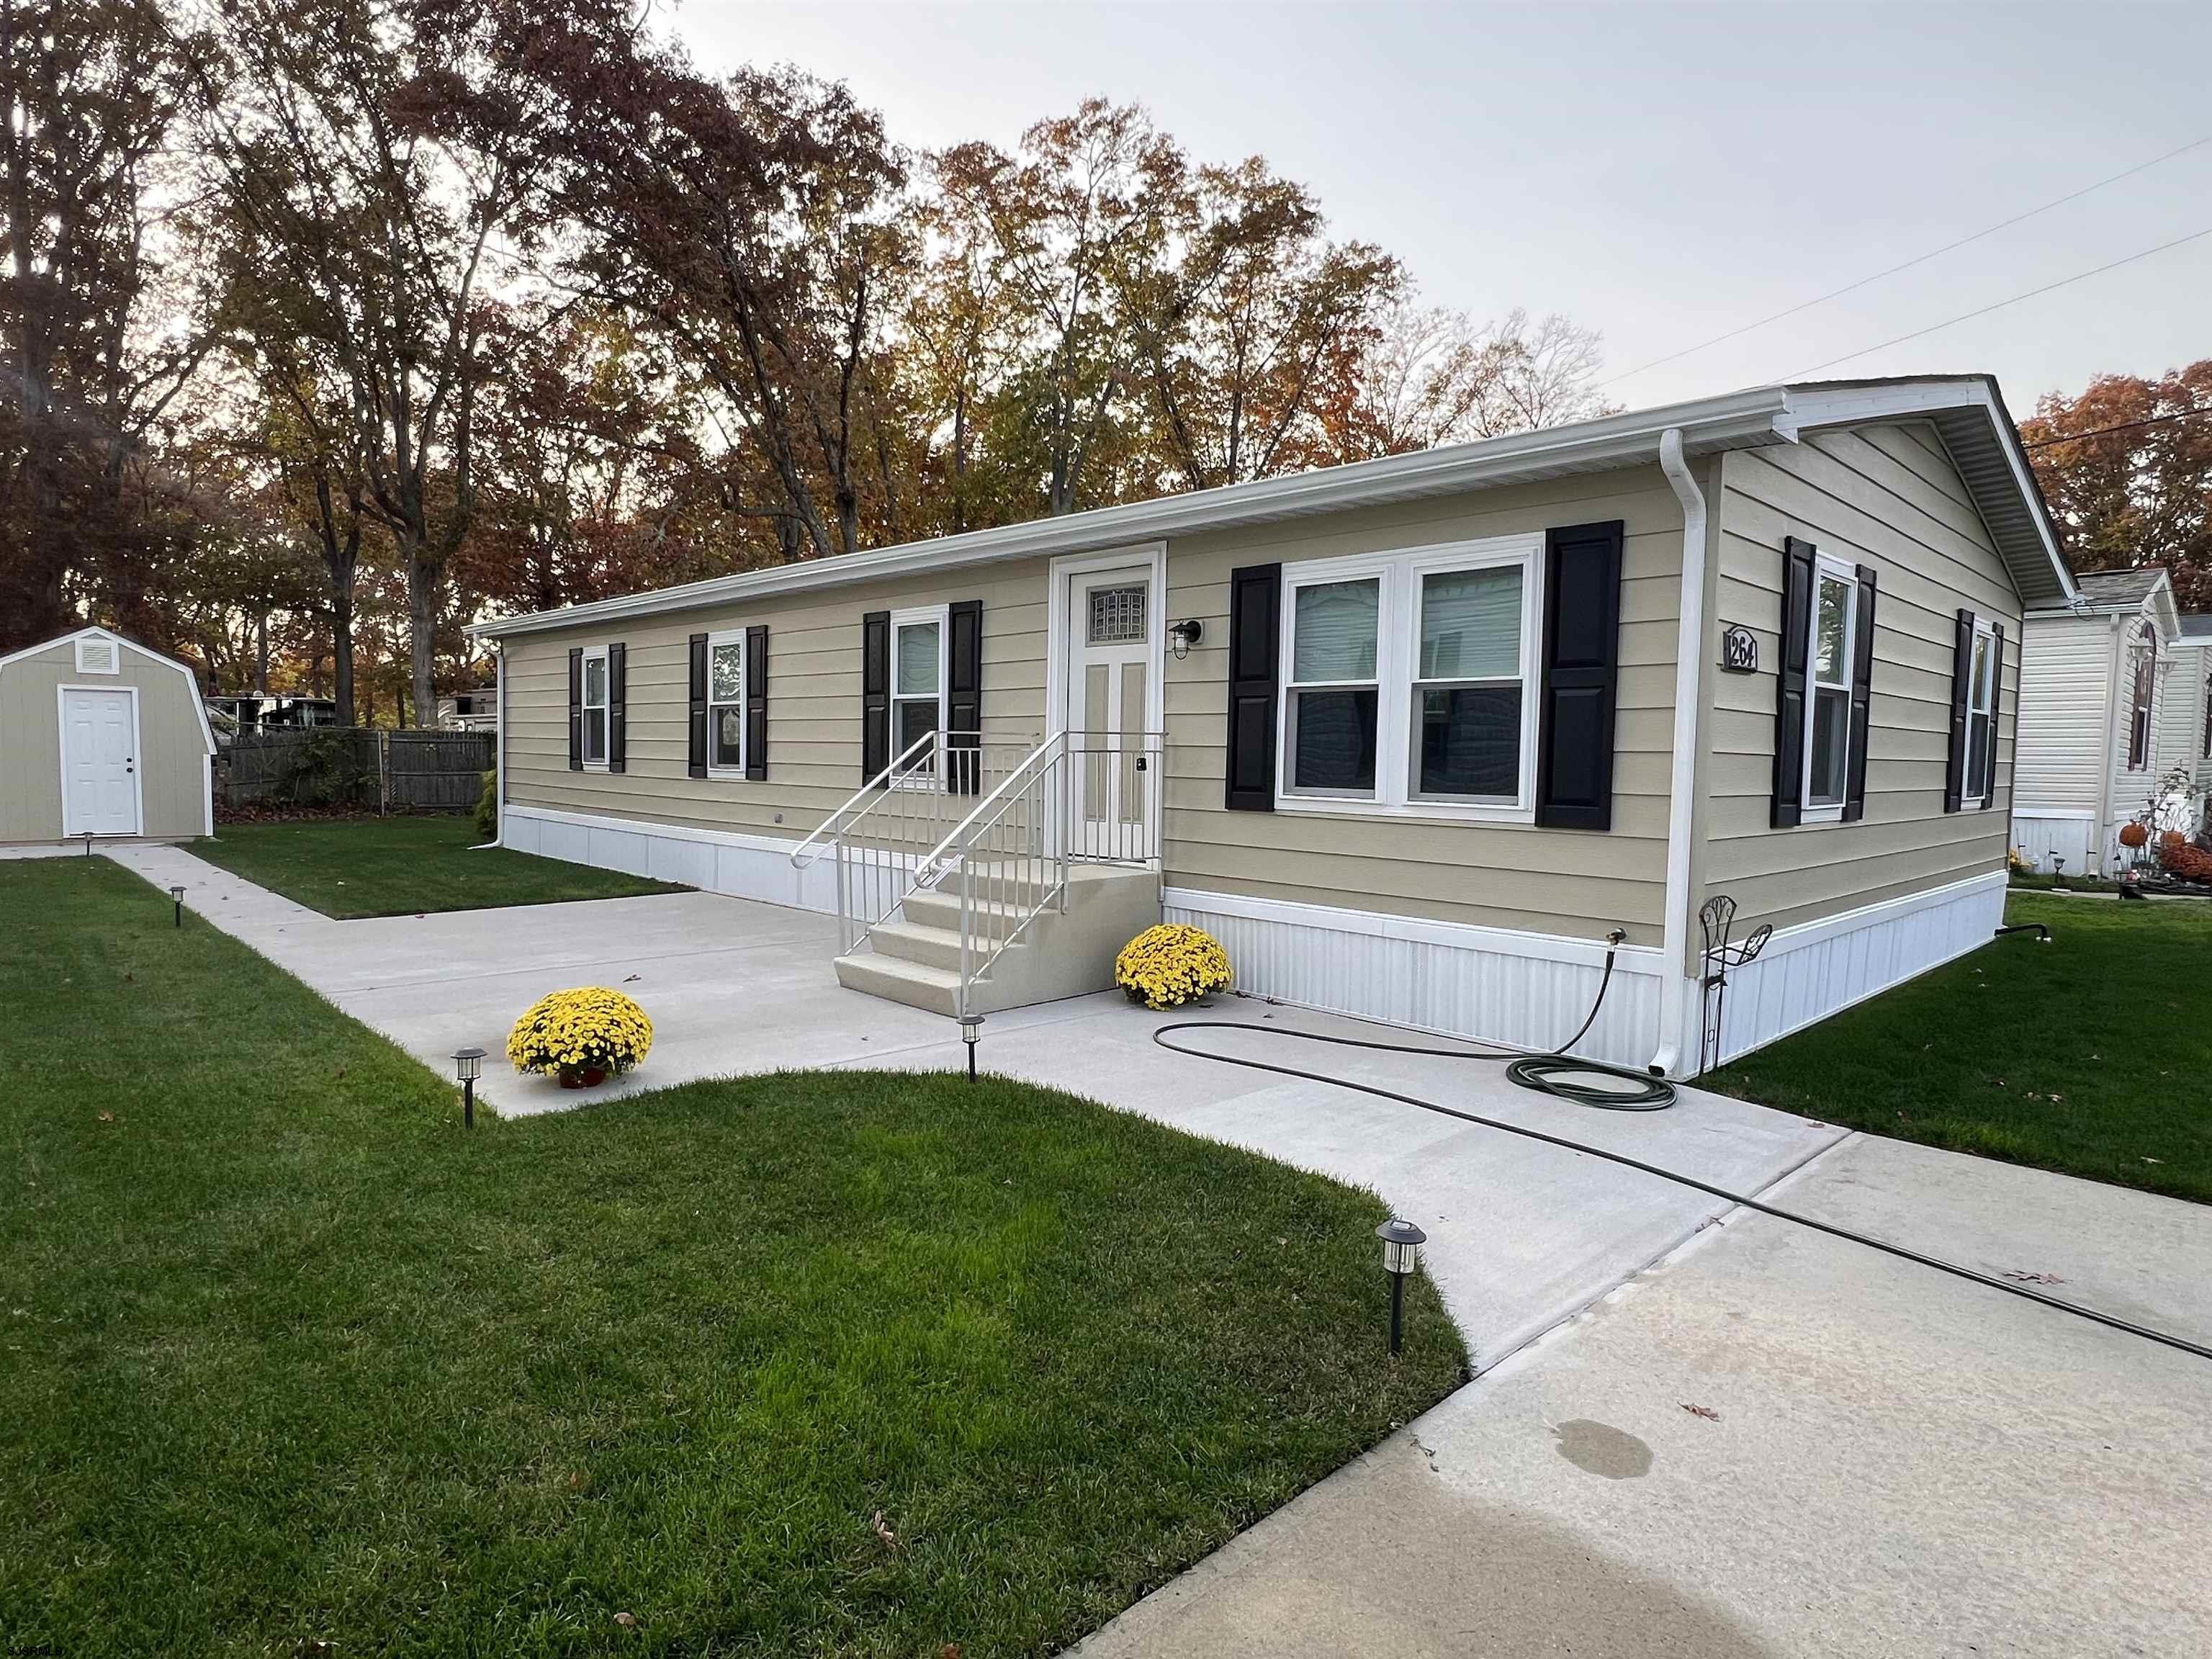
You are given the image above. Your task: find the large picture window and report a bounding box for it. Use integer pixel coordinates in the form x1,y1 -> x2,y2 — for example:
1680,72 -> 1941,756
1802,559 -> 1858,816
1277,535 -> 1542,817
708,630 -> 746,774
891,606 -> 947,770
580,645 -> 609,767
1962,617 -> 1997,806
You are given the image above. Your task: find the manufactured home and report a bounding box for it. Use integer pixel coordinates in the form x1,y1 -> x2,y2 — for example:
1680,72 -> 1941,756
2015,567 -> 2190,873
470,375 -> 2073,1076
0,626 -> 216,846
2159,613 -> 2212,840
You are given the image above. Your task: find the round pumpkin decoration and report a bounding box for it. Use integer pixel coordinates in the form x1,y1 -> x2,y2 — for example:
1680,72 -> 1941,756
2119,821 -> 2150,849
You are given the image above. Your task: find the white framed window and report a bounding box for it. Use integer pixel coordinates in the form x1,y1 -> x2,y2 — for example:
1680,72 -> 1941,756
1800,557 -> 1859,822
1961,616 -> 1998,807
2126,626 -> 2155,771
891,604 -> 948,777
75,634 -> 119,674
580,644 -> 610,768
1277,534 -> 1542,819
706,629 -> 747,777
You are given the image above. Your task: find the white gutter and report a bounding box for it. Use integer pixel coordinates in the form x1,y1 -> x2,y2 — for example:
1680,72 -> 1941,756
2095,613 -> 2128,871
1649,427 -> 1708,1077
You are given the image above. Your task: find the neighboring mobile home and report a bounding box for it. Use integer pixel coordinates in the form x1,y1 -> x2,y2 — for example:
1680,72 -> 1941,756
2015,567 -> 2186,873
2156,611 -> 2212,840
470,375 -> 2072,1076
0,626 -> 216,846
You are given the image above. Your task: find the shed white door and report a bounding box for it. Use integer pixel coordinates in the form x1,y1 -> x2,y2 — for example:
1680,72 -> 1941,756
1065,566 -> 1155,860
60,688 -> 140,837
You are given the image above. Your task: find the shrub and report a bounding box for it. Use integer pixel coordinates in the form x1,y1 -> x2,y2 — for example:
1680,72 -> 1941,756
1115,923 -> 1231,1011
475,769 -> 498,841
2156,840 -> 2212,886
506,987 -> 654,1079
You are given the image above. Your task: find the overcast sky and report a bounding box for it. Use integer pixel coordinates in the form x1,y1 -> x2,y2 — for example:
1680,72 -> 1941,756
674,1 -> 2211,417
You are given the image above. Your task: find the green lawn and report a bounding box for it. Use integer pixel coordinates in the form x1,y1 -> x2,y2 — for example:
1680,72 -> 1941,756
193,813 -> 685,917
0,859 -> 1463,1658
1707,893 -> 2212,1203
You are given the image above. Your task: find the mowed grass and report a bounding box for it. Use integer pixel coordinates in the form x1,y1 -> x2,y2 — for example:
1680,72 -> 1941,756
0,860 -> 1464,1658
1707,893 -> 2212,1203
192,813 -> 685,917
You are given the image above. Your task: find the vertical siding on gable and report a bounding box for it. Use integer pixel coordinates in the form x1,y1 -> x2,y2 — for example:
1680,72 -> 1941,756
1698,423 -> 2024,938
2014,611 -> 2115,814
1159,467 -> 1685,943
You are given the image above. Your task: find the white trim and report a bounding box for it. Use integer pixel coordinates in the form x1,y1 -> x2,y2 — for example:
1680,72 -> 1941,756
2011,807 -> 2095,821
1652,427 -> 1708,1076
1752,867 -> 2006,961
886,603 -> 950,783
0,626 -> 217,759
492,642 -> 507,846
1162,884 -> 1662,971
73,634 -> 120,674
1046,541 -> 1168,746
1272,532 -> 1544,823
703,626 -> 749,778
502,804 -> 837,914
580,644 -> 611,770
57,682 -> 145,838
1799,552 -> 1860,817
1960,613 -> 1998,809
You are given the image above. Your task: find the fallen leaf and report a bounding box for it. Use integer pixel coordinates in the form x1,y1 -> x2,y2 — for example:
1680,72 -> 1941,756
871,1510 -> 899,1550
96,1112 -> 114,1124
2144,1156 -> 2164,1165
1681,1403 -> 1720,1421
2000,1269 -> 2063,1285
623,973 -> 642,982
940,1646 -> 963,1659
613,1610 -> 636,1628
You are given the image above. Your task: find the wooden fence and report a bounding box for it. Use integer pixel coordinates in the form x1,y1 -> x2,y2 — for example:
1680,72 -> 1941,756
217,729 -> 495,813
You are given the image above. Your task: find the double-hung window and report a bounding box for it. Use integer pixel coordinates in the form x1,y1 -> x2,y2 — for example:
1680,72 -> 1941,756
580,645 -> 610,768
1802,559 -> 1858,818
1278,535 -> 1541,817
1961,616 -> 1997,807
707,629 -> 746,775
2126,629 -> 2156,770
891,605 -> 948,775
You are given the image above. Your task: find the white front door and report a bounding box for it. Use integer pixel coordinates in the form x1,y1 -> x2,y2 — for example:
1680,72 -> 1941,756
60,688 -> 140,837
1065,565 -> 1156,860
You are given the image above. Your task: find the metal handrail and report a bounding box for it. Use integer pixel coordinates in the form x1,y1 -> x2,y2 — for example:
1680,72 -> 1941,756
789,729 -> 940,870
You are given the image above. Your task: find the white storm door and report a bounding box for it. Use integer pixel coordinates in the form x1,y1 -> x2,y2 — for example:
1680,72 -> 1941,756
61,688 -> 140,836
1066,567 -> 1154,860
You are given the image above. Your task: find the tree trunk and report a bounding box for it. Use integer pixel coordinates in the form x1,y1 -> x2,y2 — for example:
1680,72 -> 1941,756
253,613 -> 270,694
331,585 -> 356,728
407,548 -> 439,727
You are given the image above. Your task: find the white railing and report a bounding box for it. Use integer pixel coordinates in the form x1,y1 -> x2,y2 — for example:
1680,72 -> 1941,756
793,728 -> 1166,1010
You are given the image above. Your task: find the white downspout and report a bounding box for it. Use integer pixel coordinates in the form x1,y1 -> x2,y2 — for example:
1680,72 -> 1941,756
2095,616 -> 2126,873
1649,428 -> 1707,1076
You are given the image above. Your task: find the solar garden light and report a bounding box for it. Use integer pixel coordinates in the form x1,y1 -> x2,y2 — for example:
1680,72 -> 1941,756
453,1046 -> 486,1128
958,1013 -> 984,1081
169,884 -> 186,928
1376,1218 -> 1428,1357
82,831 -> 94,858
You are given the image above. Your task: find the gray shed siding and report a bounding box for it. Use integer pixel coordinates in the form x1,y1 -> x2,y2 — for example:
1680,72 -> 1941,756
0,634 -> 212,844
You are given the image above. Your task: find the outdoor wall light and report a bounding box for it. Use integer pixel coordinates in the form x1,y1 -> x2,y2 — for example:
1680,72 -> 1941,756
1169,619 -> 1204,660
453,1046 -> 486,1129
1376,1217 -> 1428,1357
958,1014 -> 984,1081
169,884 -> 186,928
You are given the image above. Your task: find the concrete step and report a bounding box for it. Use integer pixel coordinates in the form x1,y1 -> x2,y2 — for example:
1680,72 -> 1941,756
902,887 -> 1038,934
833,950 -> 961,1017
869,919 -> 1028,975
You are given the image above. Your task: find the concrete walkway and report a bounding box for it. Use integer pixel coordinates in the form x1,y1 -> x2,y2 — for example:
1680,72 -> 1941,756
99,845 -> 2212,1653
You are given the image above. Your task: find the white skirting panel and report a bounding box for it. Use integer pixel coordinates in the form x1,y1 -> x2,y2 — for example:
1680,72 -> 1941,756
503,805 -> 840,914
1694,868 -> 2008,1070
2009,809 -> 2097,875
1161,887 -> 1665,1069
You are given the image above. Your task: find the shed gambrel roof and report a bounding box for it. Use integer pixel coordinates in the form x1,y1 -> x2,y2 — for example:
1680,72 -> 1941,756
471,373 -> 2078,640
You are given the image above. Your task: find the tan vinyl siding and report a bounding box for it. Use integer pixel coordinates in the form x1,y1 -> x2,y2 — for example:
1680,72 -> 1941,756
0,637 -> 211,842
1699,423 -> 2023,938
1159,467 -> 1686,943
500,556 -> 1053,838
2015,611 -> 2115,814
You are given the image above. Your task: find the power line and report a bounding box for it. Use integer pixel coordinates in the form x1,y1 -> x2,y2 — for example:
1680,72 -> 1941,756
1783,224 -> 2212,379
2021,405 -> 2212,449
1601,132 -> 2212,388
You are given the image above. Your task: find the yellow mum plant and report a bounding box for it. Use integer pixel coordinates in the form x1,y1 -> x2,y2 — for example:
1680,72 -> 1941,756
1115,923 -> 1231,1011
507,986 -> 654,1087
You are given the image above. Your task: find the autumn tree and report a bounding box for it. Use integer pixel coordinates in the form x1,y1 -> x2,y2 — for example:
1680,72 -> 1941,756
2021,363 -> 2212,612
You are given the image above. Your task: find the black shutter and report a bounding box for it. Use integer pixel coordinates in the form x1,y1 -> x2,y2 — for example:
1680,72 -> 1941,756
1771,537 -> 1816,828
606,642 -> 626,773
1984,621 -> 2003,811
687,633 -> 708,778
567,647 -> 583,771
745,625 -> 769,781
1944,608 -> 1974,814
1534,520 -> 1625,830
1841,565 -> 1876,823
1225,562 -> 1281,811
947,598 -> 983,794
861,610 -> 890,782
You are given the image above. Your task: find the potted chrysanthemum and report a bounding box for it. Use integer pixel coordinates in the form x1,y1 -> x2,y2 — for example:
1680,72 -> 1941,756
1115,922 -> 1232,1012
506,986 -> 654,1088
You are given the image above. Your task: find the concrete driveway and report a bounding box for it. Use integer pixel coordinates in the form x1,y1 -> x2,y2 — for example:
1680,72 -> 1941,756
105,846 -> 2212,1654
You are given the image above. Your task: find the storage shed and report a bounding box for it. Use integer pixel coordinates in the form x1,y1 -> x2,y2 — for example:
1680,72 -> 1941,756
0,626 -> 215,846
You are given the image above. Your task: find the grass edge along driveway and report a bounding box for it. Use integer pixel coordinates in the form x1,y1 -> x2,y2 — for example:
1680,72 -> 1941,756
1707,892 -> 2212,1204
1,856 -> 1464,1658
192,812 -> 685,917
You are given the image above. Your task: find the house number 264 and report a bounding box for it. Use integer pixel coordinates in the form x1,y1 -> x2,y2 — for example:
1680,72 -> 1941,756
1721,625 -> 1758,674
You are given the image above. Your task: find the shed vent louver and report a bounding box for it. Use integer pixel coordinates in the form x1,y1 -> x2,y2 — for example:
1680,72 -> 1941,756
75,637 -> 118,673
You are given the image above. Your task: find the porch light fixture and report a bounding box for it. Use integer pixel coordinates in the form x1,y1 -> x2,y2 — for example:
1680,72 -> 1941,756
1169,619 -> 1204,660
1376,1218 -> 1427,1357
453,1046 -> 486,1128
169,884 -> 186,928
958,1014 -> 984,1081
